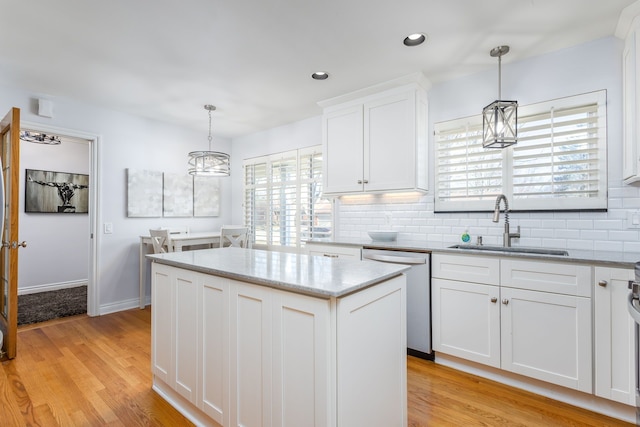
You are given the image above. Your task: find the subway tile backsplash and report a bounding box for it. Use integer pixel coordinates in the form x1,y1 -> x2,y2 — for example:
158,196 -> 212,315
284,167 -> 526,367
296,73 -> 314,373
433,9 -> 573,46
334,186 -> 640,250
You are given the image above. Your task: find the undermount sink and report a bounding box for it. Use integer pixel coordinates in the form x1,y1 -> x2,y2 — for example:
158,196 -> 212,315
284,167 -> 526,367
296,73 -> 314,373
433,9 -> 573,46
449,244 -> 569,256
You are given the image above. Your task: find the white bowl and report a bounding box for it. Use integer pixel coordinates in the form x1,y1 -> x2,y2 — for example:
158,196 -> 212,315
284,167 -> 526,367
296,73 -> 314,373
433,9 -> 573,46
368,231 -> 398,242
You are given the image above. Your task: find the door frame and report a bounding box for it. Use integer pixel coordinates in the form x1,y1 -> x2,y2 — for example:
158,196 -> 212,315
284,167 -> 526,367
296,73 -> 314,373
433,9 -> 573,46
21,121 -> 100,316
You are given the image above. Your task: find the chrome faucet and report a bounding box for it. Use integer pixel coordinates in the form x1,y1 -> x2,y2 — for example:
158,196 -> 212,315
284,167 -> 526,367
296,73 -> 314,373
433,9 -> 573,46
493,194 -> 520,247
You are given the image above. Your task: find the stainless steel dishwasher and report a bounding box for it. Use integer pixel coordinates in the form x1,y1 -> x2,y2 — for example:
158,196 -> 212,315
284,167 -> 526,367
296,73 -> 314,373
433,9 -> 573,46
362,248 -> 432,359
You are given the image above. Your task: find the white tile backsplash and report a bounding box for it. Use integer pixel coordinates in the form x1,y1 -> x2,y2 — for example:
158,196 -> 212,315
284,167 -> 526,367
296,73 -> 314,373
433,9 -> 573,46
334,184 -> 640,250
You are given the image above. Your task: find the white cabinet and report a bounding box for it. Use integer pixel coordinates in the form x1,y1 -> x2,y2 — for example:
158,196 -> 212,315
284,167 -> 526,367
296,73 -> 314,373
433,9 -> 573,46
594,267 -> 636,406
432,277 -> 501,367
305,241 -> 361,259
200,274 -> 229,425
151,261 -> 406,426
321,82 -> 428,194
622,14 -> 640,184
431,254 -> 593,393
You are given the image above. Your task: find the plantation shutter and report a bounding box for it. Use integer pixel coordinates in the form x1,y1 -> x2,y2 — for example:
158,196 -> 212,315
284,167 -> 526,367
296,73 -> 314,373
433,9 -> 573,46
270,152 -> 298,247
244,157 -> 268,246
512,92 -> 607,210
435,118 -> 503,211
299,147 -> 331,240
434,90 -> 607,212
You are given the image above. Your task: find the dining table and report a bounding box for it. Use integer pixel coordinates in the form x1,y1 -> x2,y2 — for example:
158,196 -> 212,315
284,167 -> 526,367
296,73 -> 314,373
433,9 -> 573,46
138,231 -> 221,308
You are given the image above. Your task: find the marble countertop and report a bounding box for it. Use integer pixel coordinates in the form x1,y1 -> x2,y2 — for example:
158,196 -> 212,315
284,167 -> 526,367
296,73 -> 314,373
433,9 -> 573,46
147,247 -> 408,298
307,238 -> 640,268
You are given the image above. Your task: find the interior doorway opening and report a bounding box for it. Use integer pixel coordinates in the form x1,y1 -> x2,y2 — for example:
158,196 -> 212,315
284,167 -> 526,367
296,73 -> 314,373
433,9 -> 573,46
18,121 -> 99,319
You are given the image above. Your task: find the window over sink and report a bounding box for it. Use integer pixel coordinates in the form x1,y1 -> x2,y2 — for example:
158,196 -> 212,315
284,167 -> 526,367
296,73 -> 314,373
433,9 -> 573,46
243,146 -> 333,250
434,90 -> 607,212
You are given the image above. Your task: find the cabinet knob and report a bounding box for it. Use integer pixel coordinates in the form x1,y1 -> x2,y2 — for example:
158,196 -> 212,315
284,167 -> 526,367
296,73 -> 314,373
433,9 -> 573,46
490,297 -> 497,303
357,180 -> 363,184
502,299 -> 509,305
363,179 -> 369,184
598,280 -> 607,287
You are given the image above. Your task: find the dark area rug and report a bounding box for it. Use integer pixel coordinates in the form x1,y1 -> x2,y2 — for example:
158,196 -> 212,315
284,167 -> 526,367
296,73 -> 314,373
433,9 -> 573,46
18,285 -> 87,326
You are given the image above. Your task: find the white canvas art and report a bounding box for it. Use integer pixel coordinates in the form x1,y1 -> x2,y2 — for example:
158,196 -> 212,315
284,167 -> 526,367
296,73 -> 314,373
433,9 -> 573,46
163,173 -> 193,217
194,176 -> 220,217
127,169 -> 163,217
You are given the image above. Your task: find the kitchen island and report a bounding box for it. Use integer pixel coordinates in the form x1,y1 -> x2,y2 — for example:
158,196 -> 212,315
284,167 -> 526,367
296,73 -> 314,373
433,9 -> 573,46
147,247 -> 408,427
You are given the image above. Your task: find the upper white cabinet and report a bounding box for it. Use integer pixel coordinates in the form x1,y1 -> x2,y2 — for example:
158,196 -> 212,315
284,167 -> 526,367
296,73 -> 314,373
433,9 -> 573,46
320,74 -> 429,195
620,6 -> 640,184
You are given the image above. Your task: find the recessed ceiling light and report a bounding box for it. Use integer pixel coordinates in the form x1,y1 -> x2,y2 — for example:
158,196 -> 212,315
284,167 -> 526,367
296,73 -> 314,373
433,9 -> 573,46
403,33 -> 427,47
311,71 -> 329,80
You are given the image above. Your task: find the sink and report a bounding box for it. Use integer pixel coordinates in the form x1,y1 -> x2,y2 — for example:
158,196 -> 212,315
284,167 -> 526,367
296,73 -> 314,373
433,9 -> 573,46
449,244 -> 569,256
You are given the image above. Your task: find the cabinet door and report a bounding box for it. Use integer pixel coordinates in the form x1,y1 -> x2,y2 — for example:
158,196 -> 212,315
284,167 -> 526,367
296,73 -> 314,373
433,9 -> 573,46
306,242 -> 361,259
337,274 -> 407,427
500,287 -> 592,393
151,263 -> 173,384
623,27 -> 640,183
323,105 -> 364,193
200,274 -> 229,424
272,291 -> 331,427
431,278 -> 501,368
230,281 -> 272,427
594,267 -> 635,405
364,91 -> 416,192
174,269 -> 199,404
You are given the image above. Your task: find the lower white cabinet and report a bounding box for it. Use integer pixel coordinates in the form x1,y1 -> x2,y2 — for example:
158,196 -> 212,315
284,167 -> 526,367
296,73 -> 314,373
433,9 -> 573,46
305,242 -> 362,259
431,254 -> 593,393
151,261 -> 406,426
500,286 -> 592,392
431,278 -> 501,367
594,267 -> 636,406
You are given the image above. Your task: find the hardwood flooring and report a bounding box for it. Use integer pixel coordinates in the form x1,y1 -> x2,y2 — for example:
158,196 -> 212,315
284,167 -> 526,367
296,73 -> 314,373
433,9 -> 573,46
0,308 -> 633,426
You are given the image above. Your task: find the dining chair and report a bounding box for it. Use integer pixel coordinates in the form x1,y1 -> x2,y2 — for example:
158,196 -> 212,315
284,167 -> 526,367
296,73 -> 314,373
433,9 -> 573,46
219,226 -> 251,248
149,229 -> 174,253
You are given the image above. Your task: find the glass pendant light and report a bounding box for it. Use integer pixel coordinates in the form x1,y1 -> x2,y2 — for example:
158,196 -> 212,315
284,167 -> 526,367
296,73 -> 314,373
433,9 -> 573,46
188,104 -> 230,176
482,46 -> 518,149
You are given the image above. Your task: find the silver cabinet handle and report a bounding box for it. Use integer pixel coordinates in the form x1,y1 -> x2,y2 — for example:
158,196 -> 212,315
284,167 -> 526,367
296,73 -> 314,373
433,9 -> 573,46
598,280 -> 607,287
502,299 -> 509,305
490,297 -> 497,303
323,253 -> 339,258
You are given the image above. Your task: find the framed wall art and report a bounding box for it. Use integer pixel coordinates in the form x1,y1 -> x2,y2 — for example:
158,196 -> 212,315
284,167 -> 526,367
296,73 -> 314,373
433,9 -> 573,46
126,168 -> 163,217
25,169 -> 89,213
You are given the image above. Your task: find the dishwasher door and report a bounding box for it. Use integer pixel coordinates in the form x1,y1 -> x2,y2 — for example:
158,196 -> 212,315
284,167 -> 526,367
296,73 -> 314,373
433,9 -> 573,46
362,249 -> 432,358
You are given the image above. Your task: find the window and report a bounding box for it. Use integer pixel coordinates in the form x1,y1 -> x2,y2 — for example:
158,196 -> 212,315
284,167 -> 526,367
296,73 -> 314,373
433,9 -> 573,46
434,91 -> 607,212
243,146 -> 332,250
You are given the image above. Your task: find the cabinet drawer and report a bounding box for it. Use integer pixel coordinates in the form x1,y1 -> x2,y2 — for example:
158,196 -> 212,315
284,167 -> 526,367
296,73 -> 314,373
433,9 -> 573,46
306,243 -> 362,259
501,259 -> 591,297
432,254 -> 500,285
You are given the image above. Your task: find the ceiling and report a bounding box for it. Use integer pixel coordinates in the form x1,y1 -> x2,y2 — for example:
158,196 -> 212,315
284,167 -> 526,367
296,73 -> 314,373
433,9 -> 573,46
0,0 -> 636,139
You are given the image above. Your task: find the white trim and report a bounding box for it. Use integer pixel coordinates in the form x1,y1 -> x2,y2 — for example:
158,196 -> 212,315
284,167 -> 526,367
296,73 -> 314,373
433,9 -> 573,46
98,297 -> 142,316
20,120 -> 101,316
18,280 -> 87,295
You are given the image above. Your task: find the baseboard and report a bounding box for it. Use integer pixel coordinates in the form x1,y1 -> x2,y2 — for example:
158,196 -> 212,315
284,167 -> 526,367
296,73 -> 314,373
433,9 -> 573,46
18,280 -> 88,295
98,297 -> 146,315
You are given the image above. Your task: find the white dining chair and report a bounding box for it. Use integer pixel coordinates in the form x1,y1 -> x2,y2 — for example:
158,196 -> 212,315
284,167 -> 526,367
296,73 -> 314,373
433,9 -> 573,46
149,229 -> 174,253
219,226 -> 251,248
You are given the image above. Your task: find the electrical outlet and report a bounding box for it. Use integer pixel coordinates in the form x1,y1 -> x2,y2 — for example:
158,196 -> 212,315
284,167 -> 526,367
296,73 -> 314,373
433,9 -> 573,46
104,223 -> 113,234
627,211 -> 640,229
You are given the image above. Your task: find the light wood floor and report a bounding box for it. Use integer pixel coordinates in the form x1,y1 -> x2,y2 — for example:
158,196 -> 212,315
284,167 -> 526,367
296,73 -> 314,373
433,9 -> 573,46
0,308 -> 633,426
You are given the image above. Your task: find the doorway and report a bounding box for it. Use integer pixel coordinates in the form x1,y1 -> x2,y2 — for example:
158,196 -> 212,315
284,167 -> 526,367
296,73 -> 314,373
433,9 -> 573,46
19,121 -> 99,317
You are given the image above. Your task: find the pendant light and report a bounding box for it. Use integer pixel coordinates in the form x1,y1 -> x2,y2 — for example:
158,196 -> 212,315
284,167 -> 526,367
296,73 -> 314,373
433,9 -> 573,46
188,104 -> 230,176
482,46 -> 517,148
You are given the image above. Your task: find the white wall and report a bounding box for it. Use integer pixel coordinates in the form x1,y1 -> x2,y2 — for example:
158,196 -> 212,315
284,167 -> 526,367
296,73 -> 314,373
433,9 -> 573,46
20,139 -> 90,292
0,85 -> 233,313
231,36 -> 640,253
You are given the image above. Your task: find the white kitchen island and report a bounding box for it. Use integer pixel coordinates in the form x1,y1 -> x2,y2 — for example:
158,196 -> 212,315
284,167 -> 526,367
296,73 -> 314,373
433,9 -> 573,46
147,247 -> 408,427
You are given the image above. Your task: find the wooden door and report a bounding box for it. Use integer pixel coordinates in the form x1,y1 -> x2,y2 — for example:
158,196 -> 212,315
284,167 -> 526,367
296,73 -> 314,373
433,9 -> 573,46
0,107 -> 21,360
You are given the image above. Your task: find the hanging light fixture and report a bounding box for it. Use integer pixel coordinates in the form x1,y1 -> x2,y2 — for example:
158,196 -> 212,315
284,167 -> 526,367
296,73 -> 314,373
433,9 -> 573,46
482,45 -> 517,148
20,130 -> 62,145
188,104 -> 230,176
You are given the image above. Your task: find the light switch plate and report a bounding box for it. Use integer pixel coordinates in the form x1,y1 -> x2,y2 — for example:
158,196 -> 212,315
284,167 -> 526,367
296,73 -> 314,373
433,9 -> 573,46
627,211 -> 640,229
104,222 -> 113,234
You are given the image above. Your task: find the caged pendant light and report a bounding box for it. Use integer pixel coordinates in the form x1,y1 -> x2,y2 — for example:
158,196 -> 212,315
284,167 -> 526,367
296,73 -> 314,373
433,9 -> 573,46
482,46 -> 518,149
188,104 -> 230,176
